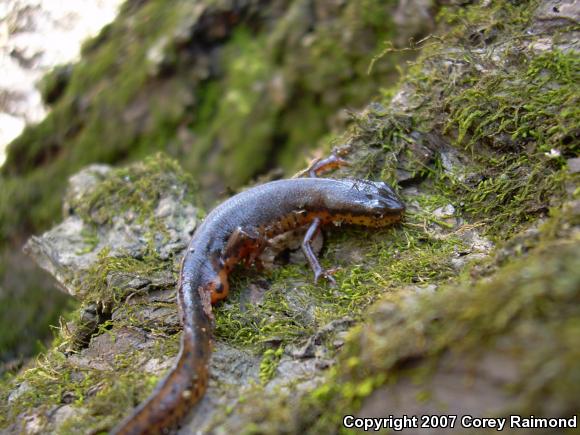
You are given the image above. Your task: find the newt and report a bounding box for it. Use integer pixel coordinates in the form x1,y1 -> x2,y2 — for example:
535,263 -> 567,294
111,156 -> 404,434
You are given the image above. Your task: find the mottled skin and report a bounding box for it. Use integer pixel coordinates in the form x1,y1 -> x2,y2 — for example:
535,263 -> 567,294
111,177 -> 404,435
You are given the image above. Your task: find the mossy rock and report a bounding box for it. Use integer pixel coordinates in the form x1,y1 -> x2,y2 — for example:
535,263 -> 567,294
1,0 -> 579,434
0,0 -> 420,244
0,0 -> 431,373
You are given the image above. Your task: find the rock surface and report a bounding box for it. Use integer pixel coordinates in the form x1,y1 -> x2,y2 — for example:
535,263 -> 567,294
0,0 -> 432,368
1,0 -> 579,434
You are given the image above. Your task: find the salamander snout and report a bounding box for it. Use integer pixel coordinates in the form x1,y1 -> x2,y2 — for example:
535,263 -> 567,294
362,181 -> 405,215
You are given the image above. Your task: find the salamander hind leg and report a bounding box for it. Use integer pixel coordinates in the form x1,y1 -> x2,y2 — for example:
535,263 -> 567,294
301,218 -> 336,286
308,155 -> 349,178
305,146 -> 351,178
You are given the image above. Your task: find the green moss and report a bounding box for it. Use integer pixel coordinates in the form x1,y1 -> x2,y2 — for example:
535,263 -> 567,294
198,1 -> 580,431
360,2 -> 579,239
0,1 -> 196,244
259,346 -> 285,384
71,153 -> 197,227
187,29 -> 277,187
214,269 -> 315,348
436,48 -> 578,236
78,249 -> 166,308
2,1 -> 578,432
187,0 -> 405,190
446,49 -> 579,156
213,204 -> 467,352
1,0 -> 410,245
0,155 -> 197,433
229,205 -> 579,433
76,227 -> 99,255
0,339 -> 172,434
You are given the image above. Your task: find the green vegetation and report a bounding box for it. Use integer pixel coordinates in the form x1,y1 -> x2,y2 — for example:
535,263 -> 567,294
241,212 -> 580,434
1,0 -> 579,433
0,0 -> 404,243
0,0 -> 410,381
214,220 -> 468,350
259,346 -> 284,384
0,140 -> 472,434
194,1 -> 580,432
0,155 -> 189,433
0,253 -> 74,365
0,0 -> 193,242
437,48 -> 579,234
71,153 -> 198,228
363,0 -> 579,238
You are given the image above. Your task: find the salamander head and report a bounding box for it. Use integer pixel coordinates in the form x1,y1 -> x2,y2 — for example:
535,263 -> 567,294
322,179 -> 405,224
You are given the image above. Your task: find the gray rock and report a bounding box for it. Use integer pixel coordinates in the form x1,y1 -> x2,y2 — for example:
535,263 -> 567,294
7,382 -> 31,404
433,204 -> 456,219
24,164 -> 199,298
568,157 -> 580,174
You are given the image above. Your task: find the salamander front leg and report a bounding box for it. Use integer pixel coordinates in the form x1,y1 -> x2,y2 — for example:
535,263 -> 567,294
302,218 -> 336,286
223,226 -> 269,268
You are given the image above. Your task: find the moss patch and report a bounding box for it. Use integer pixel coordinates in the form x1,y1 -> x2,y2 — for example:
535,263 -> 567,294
309,213 -> 580,433
0,154 -> 195,433
224,203 -> 579,434
71,153 -> 198,228
192,1 -> 580,432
